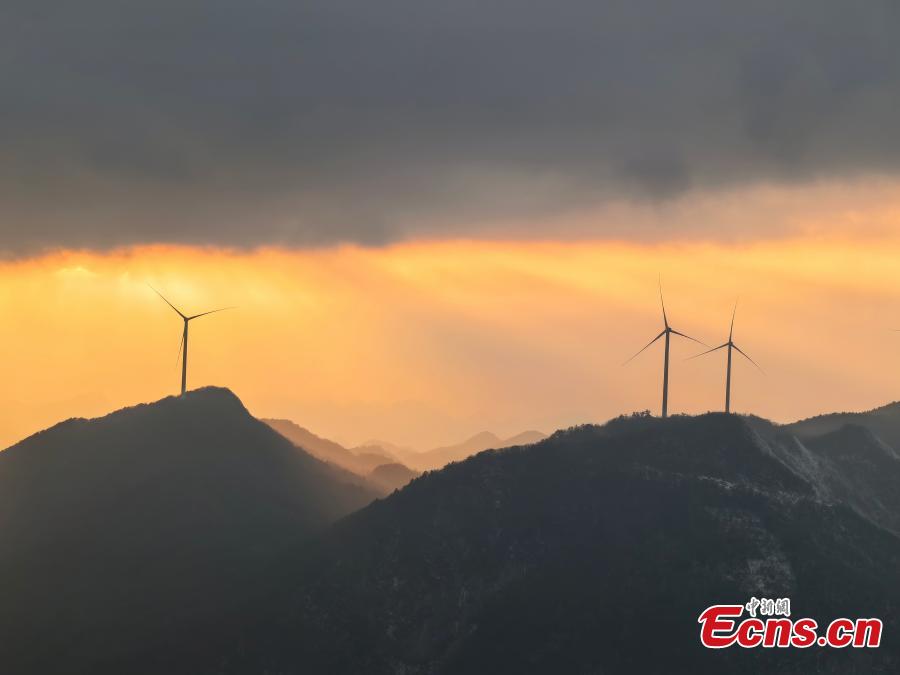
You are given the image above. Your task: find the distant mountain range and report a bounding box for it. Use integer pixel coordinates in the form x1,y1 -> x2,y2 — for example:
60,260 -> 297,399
264,418 -> 546,474
363,438 -> 416,460
262,418 -> 402,477
2,393 -> 900,673
405,429 -> 547,471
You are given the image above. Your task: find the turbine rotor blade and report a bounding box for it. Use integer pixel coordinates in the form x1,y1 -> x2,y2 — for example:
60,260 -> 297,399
733,344 -> 764,373
686,343 -> 728,360
624,330 -> 666,365
175,332 -> 185,368
729,300 -> 738,341
669,329 -> 709,348
187,306 -> 236,320
658,279 -> 668,328
148,284 -> 186,319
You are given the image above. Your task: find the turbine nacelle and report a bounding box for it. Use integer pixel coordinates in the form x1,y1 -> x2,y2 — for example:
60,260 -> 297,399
149,284 -> 233,322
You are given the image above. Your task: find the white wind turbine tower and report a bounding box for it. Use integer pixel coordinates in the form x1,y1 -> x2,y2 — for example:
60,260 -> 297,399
689,301 -> 762,413
150,285 -> 234,396
625,283 -> 706,418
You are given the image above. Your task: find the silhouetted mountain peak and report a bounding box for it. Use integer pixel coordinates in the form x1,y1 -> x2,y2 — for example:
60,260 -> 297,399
467,430 -> 502,444
503,429 -> 547,445
179,384 -> 246,406
367,462 -> 421,493
0,388 -> 378,673
6,386 -> 250,454
408,429 -> 549,470
151,386 -> 256,427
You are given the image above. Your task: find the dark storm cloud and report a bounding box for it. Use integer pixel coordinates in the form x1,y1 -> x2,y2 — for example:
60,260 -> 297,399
2,0 -> 900,254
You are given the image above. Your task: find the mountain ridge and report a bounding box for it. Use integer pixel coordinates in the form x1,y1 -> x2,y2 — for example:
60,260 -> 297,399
220,411 -> 900,674
406,429 -> 548,470
4,395 -> 900,673
0,387 -> 380,674
262,417 -> 398,476
263,419 -> 547,473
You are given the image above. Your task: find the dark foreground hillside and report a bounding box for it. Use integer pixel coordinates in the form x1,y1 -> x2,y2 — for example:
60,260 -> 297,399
0,388 -> 378,674
223,413 -> 900,674
3,402 -> 899,674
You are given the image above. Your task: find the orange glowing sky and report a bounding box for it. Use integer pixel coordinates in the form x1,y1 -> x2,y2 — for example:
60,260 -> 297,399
4,180 -> 900,450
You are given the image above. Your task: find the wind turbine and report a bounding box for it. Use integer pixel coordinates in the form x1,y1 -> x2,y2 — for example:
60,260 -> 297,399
625,284 -> 706,418
149,286 -> 233,396
689,302 -> 762,413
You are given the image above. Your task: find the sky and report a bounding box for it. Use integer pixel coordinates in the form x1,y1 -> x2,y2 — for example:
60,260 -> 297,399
3,1 -> 900,448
